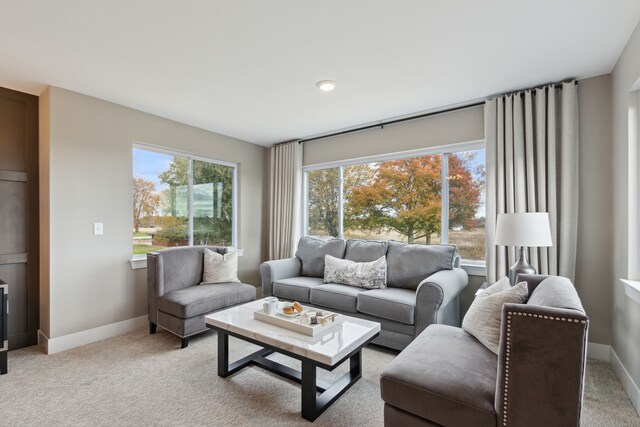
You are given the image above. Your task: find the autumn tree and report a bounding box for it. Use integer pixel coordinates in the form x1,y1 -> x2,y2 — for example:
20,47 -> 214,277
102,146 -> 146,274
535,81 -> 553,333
448,153 -> 483,230
345,155 -> 481,244
307,168 -> 340,237
133,178 -> 160,232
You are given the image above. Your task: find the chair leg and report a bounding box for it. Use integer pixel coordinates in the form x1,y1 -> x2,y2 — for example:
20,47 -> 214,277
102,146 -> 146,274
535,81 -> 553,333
149,322 -> 157,334
181,337 -> 189,349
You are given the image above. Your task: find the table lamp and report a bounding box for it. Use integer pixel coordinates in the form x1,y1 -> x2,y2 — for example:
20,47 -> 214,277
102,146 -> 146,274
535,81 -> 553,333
495,212 -> 553,284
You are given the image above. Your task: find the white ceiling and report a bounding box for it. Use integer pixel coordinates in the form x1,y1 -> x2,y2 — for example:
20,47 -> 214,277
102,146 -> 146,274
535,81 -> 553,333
0,1 -> 639,146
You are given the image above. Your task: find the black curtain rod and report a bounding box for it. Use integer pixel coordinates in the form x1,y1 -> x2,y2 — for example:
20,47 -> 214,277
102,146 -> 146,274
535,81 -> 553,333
298,80 -> 577,144
300,101 -> 484,143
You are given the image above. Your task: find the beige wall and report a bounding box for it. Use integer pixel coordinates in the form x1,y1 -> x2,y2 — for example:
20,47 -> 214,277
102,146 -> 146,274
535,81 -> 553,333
41,87 -> 267,339
302,77 -> 615,346
303,105 -> 484,166
612,21 -> 640,387
576,75 -> 614,345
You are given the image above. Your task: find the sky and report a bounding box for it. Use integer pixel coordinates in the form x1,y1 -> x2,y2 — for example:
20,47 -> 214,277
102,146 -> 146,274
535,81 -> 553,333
133,148 -> 173,192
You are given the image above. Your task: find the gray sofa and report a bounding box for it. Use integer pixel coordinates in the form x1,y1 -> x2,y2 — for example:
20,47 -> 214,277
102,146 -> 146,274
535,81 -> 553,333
147,246 -> 256,348
260,237 -> 468,350
381,274 -> 589,426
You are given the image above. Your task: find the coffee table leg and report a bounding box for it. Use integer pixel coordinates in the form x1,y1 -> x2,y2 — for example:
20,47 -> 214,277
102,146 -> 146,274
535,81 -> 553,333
350,350 -> 362,380
217,330 -> 229,377
301,350 -> 364,422
301,359 -> 318,421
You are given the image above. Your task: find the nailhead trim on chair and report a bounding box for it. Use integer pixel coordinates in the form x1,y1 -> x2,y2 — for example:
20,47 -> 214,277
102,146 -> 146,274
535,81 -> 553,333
502,311 -> 588,426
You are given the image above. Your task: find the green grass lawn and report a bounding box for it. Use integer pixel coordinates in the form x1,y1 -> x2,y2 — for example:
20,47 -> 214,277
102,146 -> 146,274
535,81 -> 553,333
133,244 -> 165,255
133,231 -> 151,238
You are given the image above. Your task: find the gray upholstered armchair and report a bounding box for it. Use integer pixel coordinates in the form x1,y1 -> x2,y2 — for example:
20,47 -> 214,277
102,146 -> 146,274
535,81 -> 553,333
147,246 -> 255,348
381,274 -> 589,426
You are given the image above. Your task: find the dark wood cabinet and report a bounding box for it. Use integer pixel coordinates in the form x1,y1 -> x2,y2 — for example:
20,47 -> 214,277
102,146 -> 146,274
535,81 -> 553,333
0,86 -> 39,350
0,279 -> 7,374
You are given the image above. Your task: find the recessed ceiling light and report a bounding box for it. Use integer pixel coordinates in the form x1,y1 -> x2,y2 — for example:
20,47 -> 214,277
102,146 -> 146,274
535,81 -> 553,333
316,80 -> 336,92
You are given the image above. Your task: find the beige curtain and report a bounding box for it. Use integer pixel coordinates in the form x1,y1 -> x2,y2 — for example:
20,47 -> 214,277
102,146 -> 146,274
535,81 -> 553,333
269,140 -> 303,259
485,82 -> 579,283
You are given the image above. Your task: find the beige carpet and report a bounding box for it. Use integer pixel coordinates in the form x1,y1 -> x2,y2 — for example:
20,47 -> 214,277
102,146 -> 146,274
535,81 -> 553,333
0,327 -> 638,426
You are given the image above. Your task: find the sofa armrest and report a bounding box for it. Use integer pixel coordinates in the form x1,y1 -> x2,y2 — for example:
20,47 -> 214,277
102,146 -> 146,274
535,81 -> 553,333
259,257 -> 302,297
495,303 -> 588,427
415,267 -> 468,334
147,252 -> 164,325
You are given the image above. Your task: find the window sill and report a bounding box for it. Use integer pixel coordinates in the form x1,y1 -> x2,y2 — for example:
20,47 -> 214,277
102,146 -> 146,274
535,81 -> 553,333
620,279 -> 640,304
461,262 -> 486,277
130,257 -> 147,270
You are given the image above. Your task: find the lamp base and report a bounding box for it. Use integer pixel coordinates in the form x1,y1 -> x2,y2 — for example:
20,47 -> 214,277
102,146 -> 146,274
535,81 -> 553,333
509,247 -> 536,285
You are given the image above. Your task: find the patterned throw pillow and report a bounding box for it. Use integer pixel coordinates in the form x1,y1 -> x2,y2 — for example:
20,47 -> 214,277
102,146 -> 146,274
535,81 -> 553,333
323,254 -> 387,289
202,248 -> 240,284
462,277 -> 529,354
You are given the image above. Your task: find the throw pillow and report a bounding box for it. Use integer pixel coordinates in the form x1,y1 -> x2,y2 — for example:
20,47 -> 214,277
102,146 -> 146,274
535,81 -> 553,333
323,254 -> 387,289
462,277 -> 529,354
202,248 -> 240,284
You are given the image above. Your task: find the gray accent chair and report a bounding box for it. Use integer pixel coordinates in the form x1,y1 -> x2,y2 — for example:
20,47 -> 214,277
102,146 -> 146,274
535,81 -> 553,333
147,246 -> 256,348
381,274 -> 589,426
260,237 -> 468,350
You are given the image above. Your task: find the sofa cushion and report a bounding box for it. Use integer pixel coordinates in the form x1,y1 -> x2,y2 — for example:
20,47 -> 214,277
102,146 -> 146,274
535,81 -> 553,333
295,237 -> 346,278
380,324 -> 497,427
310,283 -> 368,313
324,255 -> 387,289
158,283 -> 255,319
345,239 -> 388,262
272,276 -> 324,302
386,241 -> 456,290
357,288 -> 416,325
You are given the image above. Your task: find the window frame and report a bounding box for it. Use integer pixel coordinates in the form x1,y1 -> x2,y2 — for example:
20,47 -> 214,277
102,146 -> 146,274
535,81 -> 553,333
131,142 -> 238,261
302,140 -> 485,268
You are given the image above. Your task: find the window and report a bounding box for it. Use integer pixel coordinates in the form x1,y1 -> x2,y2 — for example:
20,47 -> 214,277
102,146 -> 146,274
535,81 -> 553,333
132,145 -> 236,258
303,142 -> 486,262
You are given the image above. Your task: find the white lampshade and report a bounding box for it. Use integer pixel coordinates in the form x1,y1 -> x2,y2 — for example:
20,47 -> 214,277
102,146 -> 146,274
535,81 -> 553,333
495,213 -> 553,247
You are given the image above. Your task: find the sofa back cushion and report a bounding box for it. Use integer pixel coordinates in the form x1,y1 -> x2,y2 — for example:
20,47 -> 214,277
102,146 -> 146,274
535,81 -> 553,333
386,241 -> 456,290
295,237 -> 346,277
344,239 -> 388,262
156,246 -> 229,293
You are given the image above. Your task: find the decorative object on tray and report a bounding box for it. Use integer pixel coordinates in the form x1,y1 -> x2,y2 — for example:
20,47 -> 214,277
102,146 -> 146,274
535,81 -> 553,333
263,296 -> 278,315
253,300 -> 343,336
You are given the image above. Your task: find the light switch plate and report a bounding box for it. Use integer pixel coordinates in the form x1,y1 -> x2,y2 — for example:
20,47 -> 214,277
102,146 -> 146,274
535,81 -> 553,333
94,222 -> 104,236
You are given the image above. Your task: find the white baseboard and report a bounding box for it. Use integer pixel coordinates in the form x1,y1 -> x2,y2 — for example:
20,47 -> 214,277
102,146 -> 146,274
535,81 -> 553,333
587,342 -> 611,361
611,347 -> 640,415
39,315 -> 147,355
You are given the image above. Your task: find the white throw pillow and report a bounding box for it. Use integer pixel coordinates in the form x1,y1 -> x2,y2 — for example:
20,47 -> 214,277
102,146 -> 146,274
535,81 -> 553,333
323,254 -> 387,289
462,277 -> 529,354
202,248 -> 240,284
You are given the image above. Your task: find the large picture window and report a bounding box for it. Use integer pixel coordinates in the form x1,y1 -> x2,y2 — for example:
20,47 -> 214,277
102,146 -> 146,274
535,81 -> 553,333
132,145 -> 236,258
303,142 -> 485,262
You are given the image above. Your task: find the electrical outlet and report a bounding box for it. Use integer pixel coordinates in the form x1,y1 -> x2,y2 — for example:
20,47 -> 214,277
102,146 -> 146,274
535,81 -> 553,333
94,222 -> 104,236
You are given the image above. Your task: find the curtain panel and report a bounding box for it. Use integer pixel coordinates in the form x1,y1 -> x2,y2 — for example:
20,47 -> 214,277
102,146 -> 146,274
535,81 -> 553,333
485,82 -> 579,283
269,140 -> 303,260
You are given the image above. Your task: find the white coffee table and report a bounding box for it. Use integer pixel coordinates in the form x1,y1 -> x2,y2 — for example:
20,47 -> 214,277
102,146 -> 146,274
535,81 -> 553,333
205,299 -> 381,422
